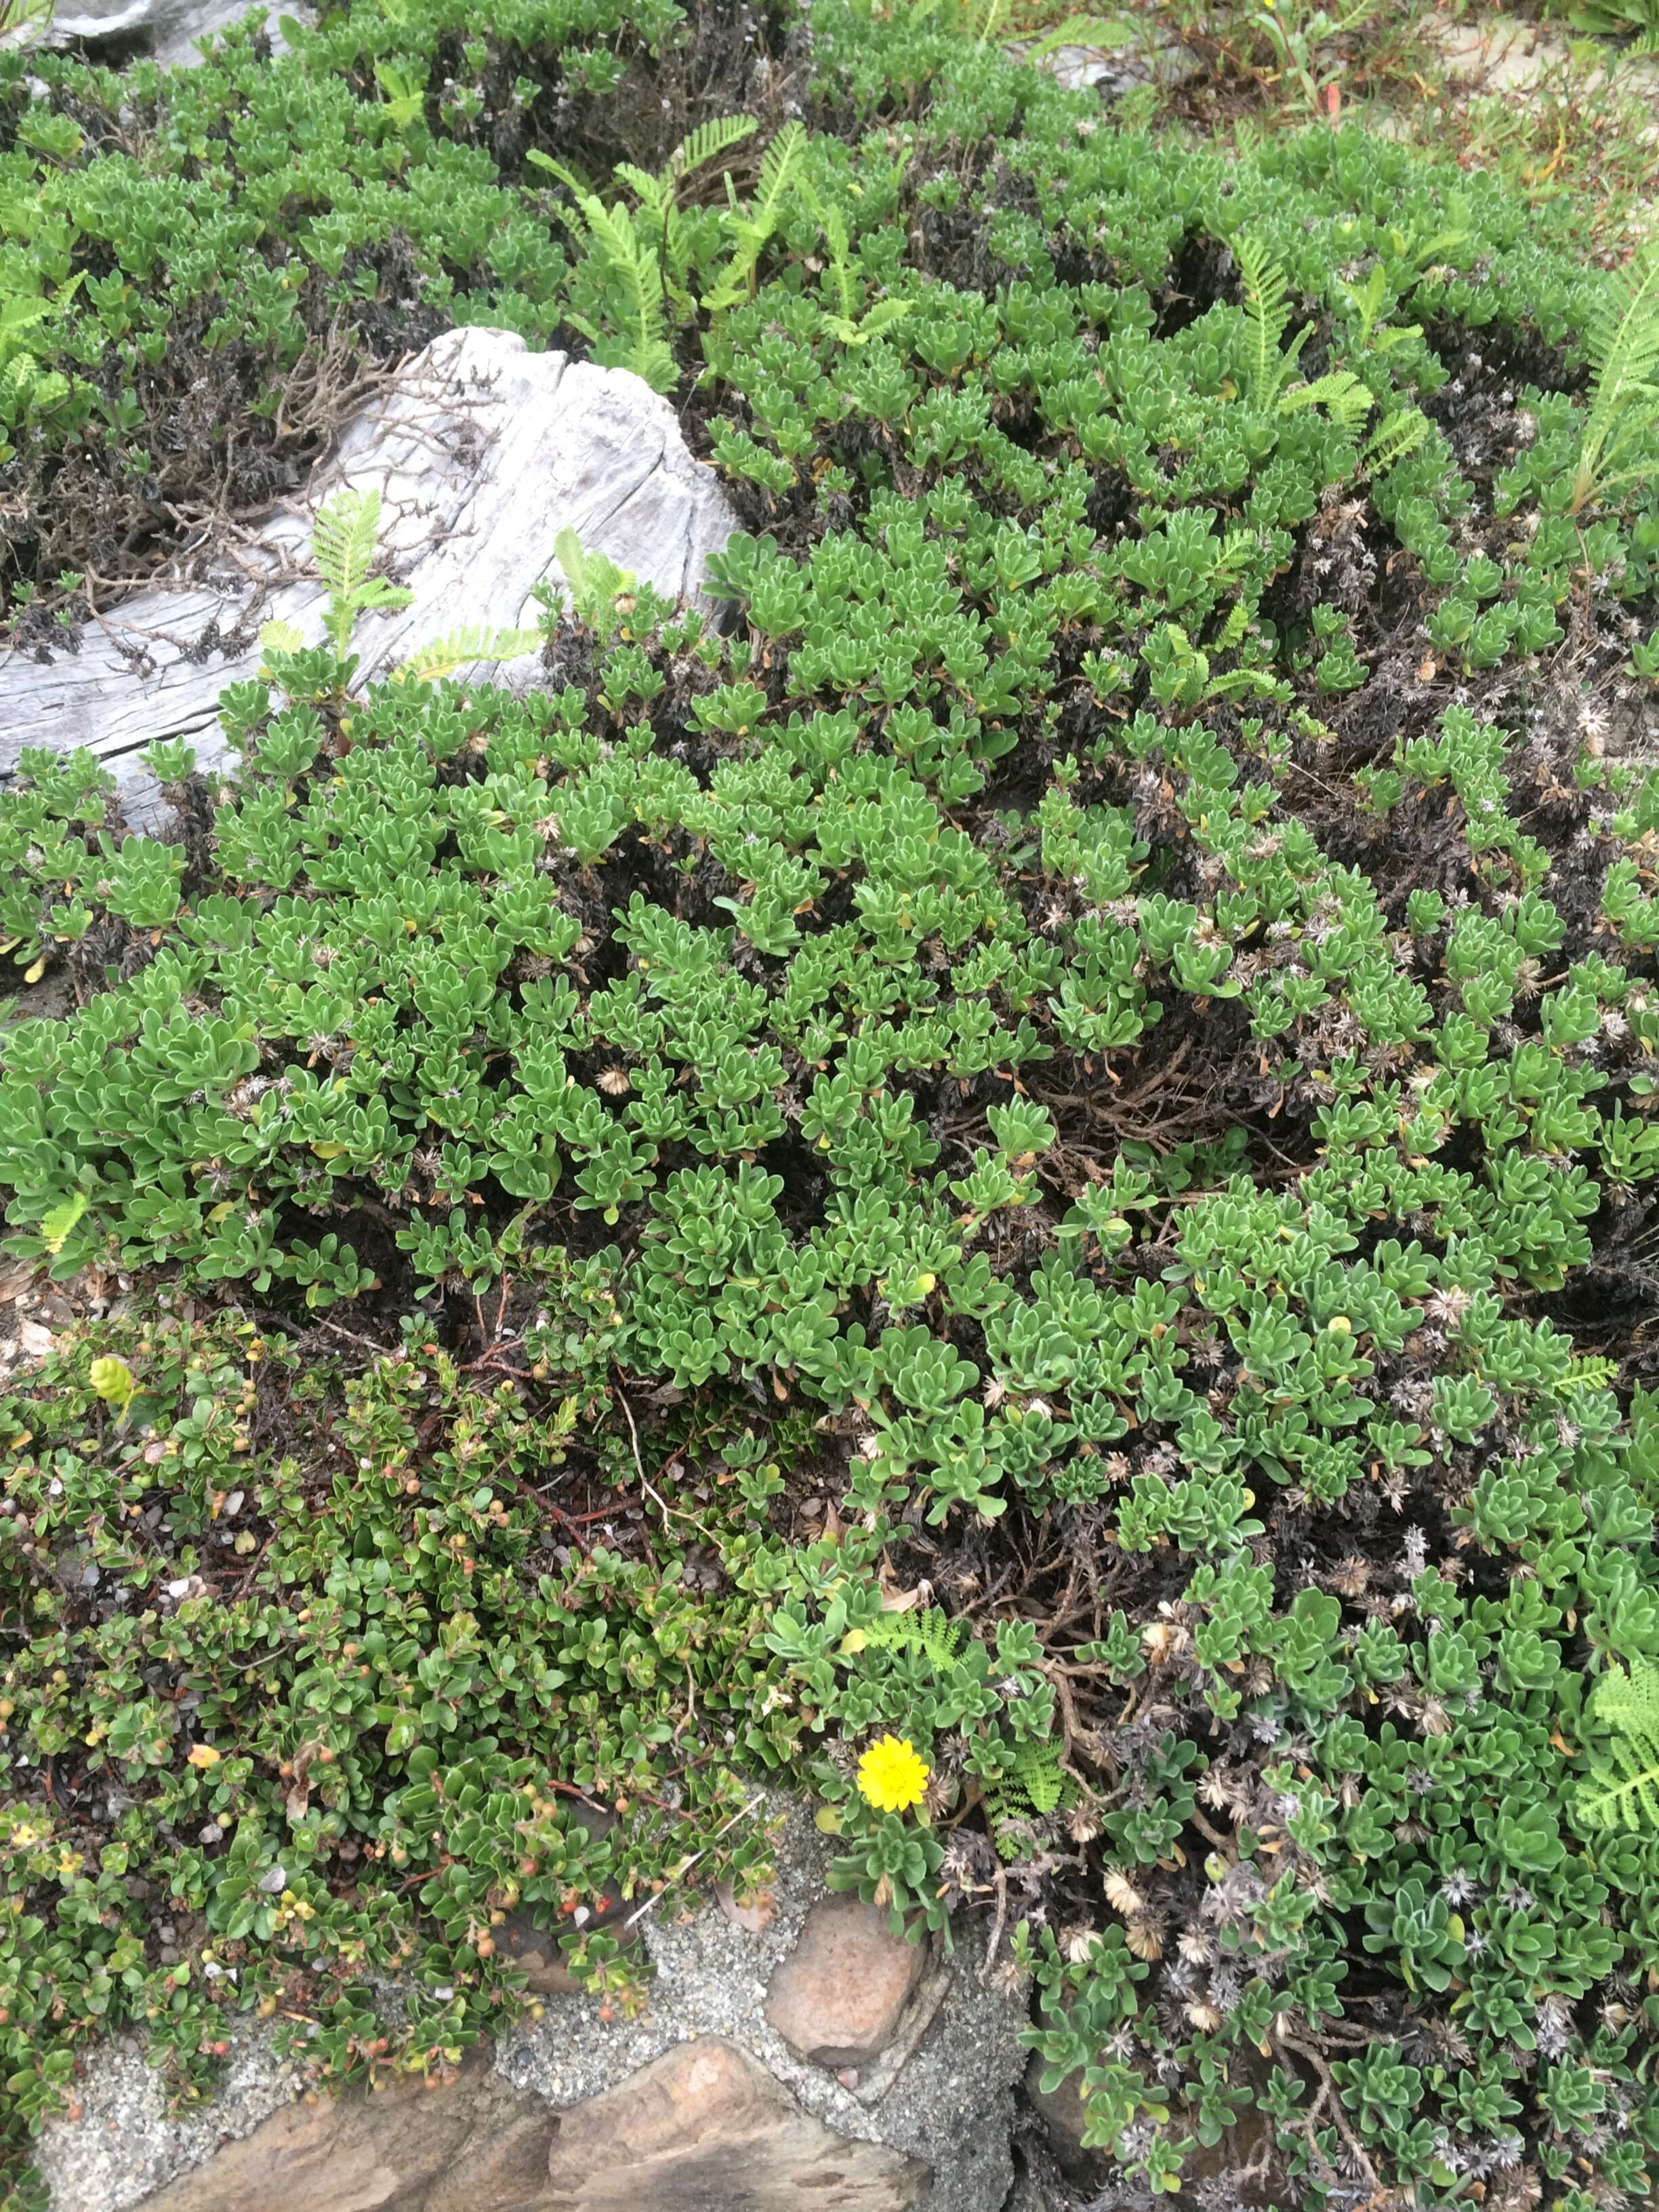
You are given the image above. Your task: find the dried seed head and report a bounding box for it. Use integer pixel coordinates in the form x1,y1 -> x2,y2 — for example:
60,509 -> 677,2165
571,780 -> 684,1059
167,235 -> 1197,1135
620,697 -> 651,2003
1143,1620 -> 1186,1665
1104,1867 -> 1145,1917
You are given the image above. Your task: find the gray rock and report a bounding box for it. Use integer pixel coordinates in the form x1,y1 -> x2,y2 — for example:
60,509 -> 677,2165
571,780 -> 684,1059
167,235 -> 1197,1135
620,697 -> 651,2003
37,1795 -> 1030,2212
1024,2048 -> 1096,2181
1000,2167 -> 1051,2212
764,1893 -> 929,2068
499,1793 -> 1029,2212
93,2054 -> 553,2212
1026,38 -> 1138,94
541,2036 -> 928,2210
35,2030 -> 309,2212
1016,26 -> 1200,96
1,326 -> 737,821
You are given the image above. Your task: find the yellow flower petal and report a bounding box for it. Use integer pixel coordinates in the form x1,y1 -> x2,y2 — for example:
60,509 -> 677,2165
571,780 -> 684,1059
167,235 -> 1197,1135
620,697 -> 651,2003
856,1734 -> 930,1815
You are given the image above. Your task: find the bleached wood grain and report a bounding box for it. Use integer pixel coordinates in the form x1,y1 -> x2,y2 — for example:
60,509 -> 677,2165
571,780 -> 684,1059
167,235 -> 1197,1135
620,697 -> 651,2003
1,329 -> 737,821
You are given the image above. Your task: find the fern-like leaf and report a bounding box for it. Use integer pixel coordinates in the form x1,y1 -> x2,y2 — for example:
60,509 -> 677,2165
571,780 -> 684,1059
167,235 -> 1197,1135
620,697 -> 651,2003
1235,233 -> 1296,412
258,616 -> 306,661
985,1741 -> 1070,1854
1280,368 -> 1375,431
671,114 -> 758,182
703,121 -> 805,311
553,526 -> 637,636
612,161 -> 668,208
1576,1660 -> 1659,1836
1586,248 -> 1659,430
1008,1740 -> 1066,1816
1562,1354 -> 1620,1393
1210,528 -> 1259,584
525,147 -> 590,197
553,523 -> 591,608
1360,406 -> 1431,478
819,197 -> 850,270
861,1606 -> 966,1671
750,119 -> 806,241
580,197 -> 653,293
310,488 -> 382,607
575,194 -> 676,390
391,624 -> 543,684
1572,245 -> 1659,516
1020,14 -> 1135,66
0,293 -> 54,347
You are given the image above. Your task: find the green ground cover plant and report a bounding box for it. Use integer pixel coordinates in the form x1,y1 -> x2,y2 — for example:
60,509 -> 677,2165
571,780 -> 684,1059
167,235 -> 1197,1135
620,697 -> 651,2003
1555,0 -> 1659,52
3,0 -> 1659,2205
0,0 -> 764,624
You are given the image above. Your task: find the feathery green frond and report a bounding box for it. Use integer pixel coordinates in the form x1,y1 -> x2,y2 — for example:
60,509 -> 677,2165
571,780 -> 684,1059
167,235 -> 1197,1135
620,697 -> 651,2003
1235,232 -> 1297,411
390,624 -> 543,684
752,121 -> 806,230
986,1742 -> 1070,1853
1361,407 -> 1432,478
1576,1661 -> 1659,1836
1572,245 -> 1659,515
861,1606 -> 967,1671
543,186 -> 676,391
1020,14 -> 1134,66
257,616 -> 305,664
552,526 -> 636,641
524,146 -> 590,197
1236,237 -> 1372,428
672,115 -> 758,182
703,121 -> 805,311
1007,1740 -> 1066,1816
311,488 -> 382,608
611,161 -> 665,207
306,489 -> 413,656
1282,368 -> 1375,430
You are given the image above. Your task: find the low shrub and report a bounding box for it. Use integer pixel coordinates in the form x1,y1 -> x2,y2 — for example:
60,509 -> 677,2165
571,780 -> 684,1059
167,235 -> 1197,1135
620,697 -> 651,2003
1555,0 -> 1659,50
0,0 -> 1650,619
0,1308 -> 791,2154
0,0 -> 777,620
4,0 -> 1659,2205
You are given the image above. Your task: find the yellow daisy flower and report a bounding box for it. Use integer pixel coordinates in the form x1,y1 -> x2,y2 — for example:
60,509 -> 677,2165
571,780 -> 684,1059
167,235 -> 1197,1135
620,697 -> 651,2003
857,1734 -> 931,1814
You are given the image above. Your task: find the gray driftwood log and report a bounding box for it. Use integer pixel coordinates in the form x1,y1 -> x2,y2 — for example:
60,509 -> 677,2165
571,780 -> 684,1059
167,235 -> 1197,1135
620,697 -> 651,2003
43,0 -> 305,63
1,327 -> 737,820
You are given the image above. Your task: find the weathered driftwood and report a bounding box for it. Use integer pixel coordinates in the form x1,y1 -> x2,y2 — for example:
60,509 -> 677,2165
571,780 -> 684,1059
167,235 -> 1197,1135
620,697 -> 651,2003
44,0 -> 307,65
1,327 -> 737,819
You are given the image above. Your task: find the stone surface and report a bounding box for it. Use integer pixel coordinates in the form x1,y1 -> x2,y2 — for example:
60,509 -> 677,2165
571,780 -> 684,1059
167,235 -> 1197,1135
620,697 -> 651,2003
39,1795 -> 1029,2212
1431,9 -> 1659,109
718,1876 -> 778,1936
1029,30 -> 1196,94
127,2057 -> 554,2212
1023,2051 -> 1095,2182
1030,38 -> 1136,93
0,326 -> 737,820
1023,2047 -> 1282,2200
47,0 -> 308,64
1000,2167 -> 1051,2212
497,1794 -> 1027,2212
496,1906 -> 640,1997
765,1894 -> 928,2068
541,2036 -> 928,2210
495,1805 -> 636,1995
496,1911 -> 586,1998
